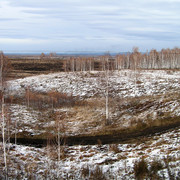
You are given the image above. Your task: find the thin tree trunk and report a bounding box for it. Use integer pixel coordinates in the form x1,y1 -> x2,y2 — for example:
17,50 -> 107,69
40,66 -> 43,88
105,58 -> 109,125
1,53 -> 8,179
106,78 -> 109,123
57,120 -> 61,178
27,87 -> 30,108
2,94 -> 8,178
134,60 -> 137,97
15,117 -> 17,145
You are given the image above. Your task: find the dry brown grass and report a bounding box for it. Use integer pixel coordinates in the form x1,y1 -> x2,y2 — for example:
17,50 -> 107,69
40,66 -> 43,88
45,145 -> 68,161
109,144 -> 120,153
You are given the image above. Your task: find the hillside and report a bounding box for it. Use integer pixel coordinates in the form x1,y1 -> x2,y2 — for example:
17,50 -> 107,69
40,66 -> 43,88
6,70 -> 180,138
0,69 -> 180,179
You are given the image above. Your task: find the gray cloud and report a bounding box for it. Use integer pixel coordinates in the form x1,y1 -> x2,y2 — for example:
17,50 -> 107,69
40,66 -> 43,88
0,18 -> 20,21
1,0 -> 180,52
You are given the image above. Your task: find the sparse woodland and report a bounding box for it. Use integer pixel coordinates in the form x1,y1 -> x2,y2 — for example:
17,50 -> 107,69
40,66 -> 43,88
1,48 -> 180,179
63,47 -> 180,72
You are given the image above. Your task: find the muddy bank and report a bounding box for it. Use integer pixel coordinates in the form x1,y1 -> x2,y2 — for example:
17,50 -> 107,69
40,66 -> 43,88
7,120 -> 180,147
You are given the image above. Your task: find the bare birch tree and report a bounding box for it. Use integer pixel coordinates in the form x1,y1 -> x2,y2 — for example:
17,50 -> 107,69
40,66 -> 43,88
104,52 -> 111,125
0,51 -> 10,179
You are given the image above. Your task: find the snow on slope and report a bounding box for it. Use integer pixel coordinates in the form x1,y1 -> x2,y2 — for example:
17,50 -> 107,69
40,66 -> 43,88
8,70 -> 180,98
4,70 -> 180,137
0,70 -> 180,179
1,126 -> 180,179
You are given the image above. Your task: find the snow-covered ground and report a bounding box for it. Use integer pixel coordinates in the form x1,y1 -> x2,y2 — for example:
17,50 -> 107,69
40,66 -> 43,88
8,70 -> 180,98
0,69 -> 179,179
0,126 -> 180,179
4,70 -> 180,137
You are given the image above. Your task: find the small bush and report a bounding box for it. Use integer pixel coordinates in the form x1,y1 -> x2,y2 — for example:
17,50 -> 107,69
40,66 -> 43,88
134,158 -> 149,180
81,165 -> 107,180
81,165 -> 90,178
148,159 -> 164,179
90,166 -> 107,180
109,144 -> 120,153
150,159 -> 164,174
60,146 -> 68,160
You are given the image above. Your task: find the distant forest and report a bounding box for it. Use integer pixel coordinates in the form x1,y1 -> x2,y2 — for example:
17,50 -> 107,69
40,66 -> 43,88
56,47 -> 180,71
6,47 -> 180,74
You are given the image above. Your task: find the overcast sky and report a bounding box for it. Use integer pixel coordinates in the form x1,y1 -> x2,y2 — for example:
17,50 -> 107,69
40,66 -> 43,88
0,0 -> 180,53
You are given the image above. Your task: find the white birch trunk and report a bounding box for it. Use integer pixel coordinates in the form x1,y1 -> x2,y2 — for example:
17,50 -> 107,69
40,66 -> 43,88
105,58 -> 109,125
1,52 -> 8,178
57,121 -> 61,178
134,59 -> 137,97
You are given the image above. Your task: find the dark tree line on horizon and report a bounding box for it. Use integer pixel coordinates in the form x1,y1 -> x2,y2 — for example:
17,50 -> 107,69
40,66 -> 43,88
2,47 -> 180,73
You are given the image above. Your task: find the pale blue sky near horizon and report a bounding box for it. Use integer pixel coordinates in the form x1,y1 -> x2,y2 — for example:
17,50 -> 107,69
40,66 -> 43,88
0,0 -> 180,53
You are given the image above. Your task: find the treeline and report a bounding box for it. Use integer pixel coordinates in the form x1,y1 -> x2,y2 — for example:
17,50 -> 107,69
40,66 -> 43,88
6,47 -> 180,75
61,47 -> 180,71
116,47 -> 180,70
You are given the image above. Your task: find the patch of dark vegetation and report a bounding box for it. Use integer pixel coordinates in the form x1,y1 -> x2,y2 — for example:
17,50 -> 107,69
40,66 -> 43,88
6,90 -> 78,110
81,165 -> 107,180
133,158 -> 164,179
12,62 -> 64,71
134,158 -> 149,179
8,58 -> 65,79
133,157 -> 177,180
6,118 -> 180,147
109,144 -> 120,153
149,159 -> 164,178
8,137 -> 46,148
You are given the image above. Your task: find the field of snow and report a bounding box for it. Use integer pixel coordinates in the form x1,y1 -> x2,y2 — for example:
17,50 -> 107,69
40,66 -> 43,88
0,69 -> 180,179
4,70 -> 180,137
8,70 -> 180,98
1,126 -> 180,179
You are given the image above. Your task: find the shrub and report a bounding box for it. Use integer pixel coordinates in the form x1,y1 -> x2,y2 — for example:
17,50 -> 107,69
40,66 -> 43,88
81,165 -> 107,180
90,166 -> 107,180
150,159 -> 164,174
134,158 -> 148,180
148,159 -> 164,179
109,144 -> 120,153
81,165 -> 90,178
